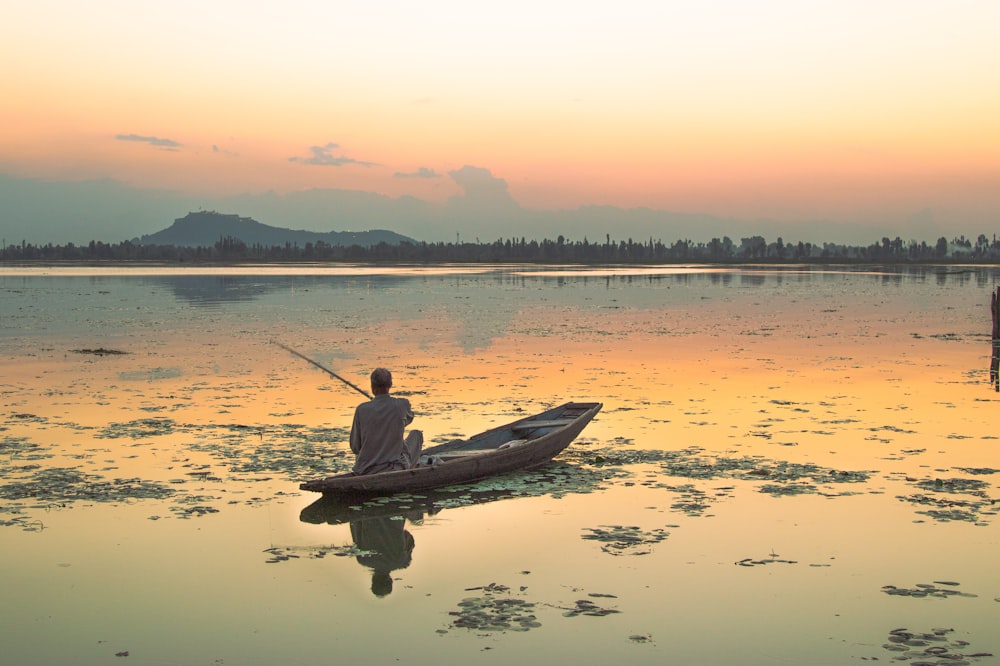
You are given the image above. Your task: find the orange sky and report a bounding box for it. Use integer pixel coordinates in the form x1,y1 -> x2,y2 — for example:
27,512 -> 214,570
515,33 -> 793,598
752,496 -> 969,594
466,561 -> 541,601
2,0 -> 999,234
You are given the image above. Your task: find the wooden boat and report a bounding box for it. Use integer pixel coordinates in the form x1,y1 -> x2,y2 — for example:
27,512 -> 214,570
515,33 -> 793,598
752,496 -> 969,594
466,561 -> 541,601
300,401 -> 602,496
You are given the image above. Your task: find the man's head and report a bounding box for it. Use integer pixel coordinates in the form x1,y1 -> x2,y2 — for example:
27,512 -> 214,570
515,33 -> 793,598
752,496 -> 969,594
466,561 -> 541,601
370,367 -> 393,395
371,570 -> 393,597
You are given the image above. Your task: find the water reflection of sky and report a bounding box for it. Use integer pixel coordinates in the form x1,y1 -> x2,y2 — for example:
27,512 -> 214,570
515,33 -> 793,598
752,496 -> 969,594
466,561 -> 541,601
3,264 -> 1000,665
4,265 -> 999,353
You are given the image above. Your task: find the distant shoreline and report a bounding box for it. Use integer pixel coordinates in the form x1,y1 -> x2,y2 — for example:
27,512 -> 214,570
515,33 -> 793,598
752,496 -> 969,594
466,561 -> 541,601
0,258 -> 992,270
3,230 -> 995,264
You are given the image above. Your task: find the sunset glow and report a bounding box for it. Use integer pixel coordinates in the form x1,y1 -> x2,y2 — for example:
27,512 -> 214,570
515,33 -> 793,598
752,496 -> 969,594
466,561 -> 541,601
2,0 -> 999,242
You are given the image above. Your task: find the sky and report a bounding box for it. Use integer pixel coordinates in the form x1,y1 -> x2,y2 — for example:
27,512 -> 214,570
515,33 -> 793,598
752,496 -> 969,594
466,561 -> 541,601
2,0 -> 999,245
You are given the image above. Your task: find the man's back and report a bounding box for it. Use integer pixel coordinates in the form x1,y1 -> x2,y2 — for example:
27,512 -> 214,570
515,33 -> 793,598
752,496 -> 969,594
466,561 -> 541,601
350,394 -> 414,474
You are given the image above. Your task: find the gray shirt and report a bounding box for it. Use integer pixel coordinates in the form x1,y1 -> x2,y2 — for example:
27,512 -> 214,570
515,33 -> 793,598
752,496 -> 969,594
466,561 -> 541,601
350,394 -> 414,475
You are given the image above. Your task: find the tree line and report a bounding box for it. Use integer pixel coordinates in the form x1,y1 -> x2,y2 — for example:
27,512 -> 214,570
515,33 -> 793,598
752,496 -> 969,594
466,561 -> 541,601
2,233 -> 999,263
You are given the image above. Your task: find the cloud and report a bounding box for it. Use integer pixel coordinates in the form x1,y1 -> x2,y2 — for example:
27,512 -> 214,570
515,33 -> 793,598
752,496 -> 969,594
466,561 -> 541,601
393,167 -> 441,179
115,133 -> 182,148
447,165 -> 517,208
289,142 -> 376,167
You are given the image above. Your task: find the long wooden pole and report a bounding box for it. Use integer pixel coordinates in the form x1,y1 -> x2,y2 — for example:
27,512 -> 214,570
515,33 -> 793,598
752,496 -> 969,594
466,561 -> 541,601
273,341 -> 372,399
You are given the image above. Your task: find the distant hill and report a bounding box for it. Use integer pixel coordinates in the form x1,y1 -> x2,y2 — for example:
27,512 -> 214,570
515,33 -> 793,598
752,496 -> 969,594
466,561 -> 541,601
139,211 -> 414,248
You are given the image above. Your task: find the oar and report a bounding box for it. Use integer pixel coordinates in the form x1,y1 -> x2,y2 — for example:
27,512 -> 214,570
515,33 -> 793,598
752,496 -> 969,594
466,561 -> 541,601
273,341 -> 372,399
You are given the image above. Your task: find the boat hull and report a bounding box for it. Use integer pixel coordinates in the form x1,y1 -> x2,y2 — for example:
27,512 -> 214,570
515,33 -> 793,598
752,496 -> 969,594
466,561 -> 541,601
300,401 -> 602,496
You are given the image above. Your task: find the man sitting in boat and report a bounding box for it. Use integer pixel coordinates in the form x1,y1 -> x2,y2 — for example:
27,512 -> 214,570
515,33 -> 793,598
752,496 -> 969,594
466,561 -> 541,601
350,368 -> 423,475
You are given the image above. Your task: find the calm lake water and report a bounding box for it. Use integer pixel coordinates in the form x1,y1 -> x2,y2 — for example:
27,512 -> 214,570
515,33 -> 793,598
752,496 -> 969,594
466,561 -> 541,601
2,264 -> 999,666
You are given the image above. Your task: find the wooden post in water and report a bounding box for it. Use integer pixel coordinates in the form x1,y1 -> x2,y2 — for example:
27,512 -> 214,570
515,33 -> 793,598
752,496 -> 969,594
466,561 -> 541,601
991,288 -> 1000,391
993,287 -> 1000,340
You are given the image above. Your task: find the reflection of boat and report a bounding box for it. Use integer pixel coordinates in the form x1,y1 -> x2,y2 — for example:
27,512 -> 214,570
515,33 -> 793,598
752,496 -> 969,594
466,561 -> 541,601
300,458 -> 612,526
300,401 -> 602,496
301,494 -> 438,525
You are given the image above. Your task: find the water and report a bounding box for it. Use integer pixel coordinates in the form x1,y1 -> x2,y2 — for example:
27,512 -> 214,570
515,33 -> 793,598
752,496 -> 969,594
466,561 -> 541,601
2,264 -> 999,665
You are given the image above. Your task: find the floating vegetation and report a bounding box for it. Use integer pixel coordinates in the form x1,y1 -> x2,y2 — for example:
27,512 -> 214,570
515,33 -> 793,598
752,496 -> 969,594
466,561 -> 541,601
897,475 -> 999,525
881,627 -> 993,663
263,544 -> 363,563
169,494 -> 222,519
732,459 -> 872,486
98,418 -> 178,439
445,583 -> 622,634
564,445 -> 872,501
0,468 -> 175,503
956,467 -> 1000,475
91,418 -> 355,483
882,582 -> 978,599
0,435 -> 51,460
7,413 -> 47,424
913,477 -> 991,494
655,483 -> 714,517
758,482 -> 817,496
581,525 -> 669,556
636,477 -> 736,517
560,597 -> 621,618
443,463 -> 624,500
567,446 -> 871,486
188,424 -> 355,481
735,554 -> 798,567
71,348 -> 128,356
0,507 -> 43,532
2,423 -> 890,532
897,492 -> 996,525
869,424 -> 918,435
447,584 -> 540,633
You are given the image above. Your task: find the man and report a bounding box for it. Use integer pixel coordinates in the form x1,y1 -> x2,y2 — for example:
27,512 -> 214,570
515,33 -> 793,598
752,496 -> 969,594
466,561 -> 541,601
349,367 -> 423,475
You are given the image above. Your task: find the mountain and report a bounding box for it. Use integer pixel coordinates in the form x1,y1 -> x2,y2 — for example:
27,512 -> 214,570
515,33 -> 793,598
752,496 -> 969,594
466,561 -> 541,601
139,211 -> 414,247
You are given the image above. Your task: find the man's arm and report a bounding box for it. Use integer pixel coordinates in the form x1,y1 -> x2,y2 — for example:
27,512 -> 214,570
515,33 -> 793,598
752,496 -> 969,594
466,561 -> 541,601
349,408 -> 362,454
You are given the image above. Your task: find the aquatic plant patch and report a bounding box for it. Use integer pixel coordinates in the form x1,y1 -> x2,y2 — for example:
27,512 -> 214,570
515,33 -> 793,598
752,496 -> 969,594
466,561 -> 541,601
896,492 -> 997,525
169,494 -> 222,518
447,583 -> 541,633
757,482 -> 818,496
881,627 -> 993,663
912,477 -> 991,494
98,418 -> 178,439
263,544 -> 366,563
0,467 -> 176,503
581,525 -> 670,556
444,583 -> 622,635
660,483 -> 714,516
191,424 -> 354,478
559,596 -> 621,618
881,582 -> 977,599
955,467 -> 1000,475
0,435 -> 51,460
565,445 -> 873,496
734,554 -> 798,567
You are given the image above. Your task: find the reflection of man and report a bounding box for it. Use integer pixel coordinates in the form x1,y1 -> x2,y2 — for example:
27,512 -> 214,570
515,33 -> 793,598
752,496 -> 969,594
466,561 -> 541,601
351,516 -> 414,597
350,368 -> 423,475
